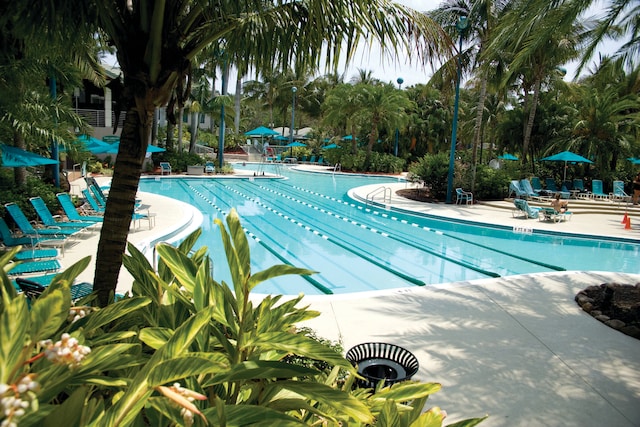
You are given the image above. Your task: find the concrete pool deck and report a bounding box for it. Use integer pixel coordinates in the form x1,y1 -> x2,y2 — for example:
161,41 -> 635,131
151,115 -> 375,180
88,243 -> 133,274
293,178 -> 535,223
56,169 -> 639,427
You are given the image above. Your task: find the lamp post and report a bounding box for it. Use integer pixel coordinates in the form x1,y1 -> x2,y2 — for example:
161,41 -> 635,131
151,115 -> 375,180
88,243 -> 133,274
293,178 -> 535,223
394,77 -> 403,157
289,86 -> 297,157
445,16 -> 468,204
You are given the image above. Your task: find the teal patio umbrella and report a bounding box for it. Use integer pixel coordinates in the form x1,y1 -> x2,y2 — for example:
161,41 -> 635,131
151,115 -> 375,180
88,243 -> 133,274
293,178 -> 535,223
285,141 -> 306,157
498,153 -> 519,161
104,142 -> 166,154
540,150 -> 593,181
0,144 -> 59,167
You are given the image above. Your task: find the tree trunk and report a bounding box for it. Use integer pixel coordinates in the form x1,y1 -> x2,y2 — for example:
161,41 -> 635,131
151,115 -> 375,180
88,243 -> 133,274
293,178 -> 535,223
12,132 -> 27,187
235,74 -> 242,133
189,111 -> 198,153
93,101 -> 151,305
177,106 -> 184,153
471,76 -> 487,191
522,77 -> 541,167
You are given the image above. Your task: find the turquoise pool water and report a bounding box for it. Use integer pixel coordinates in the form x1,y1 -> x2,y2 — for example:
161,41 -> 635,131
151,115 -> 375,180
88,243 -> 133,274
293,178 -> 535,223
139,164 -> 639,295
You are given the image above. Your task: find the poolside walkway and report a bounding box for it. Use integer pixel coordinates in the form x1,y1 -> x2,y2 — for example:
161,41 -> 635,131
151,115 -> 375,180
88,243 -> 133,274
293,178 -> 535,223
57,169 -> 640,427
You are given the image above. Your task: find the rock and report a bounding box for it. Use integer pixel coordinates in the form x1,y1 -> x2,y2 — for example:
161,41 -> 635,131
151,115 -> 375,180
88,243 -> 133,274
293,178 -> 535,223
604,319 -> 626,330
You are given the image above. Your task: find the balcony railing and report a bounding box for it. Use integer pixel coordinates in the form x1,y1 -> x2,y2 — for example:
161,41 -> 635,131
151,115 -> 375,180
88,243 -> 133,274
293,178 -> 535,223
76,109 -> 126,129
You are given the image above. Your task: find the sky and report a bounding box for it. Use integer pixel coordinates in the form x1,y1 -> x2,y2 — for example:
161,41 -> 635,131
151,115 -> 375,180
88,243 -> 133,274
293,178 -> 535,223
100,0 -> 618,90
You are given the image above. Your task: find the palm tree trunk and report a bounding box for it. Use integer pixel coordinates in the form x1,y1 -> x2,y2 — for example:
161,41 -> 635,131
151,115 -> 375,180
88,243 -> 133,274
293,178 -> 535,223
93,103 -> 151,305
13,133 -> 27,186
471,76 -> 487,191
177,106 -> 184,152
522,76 -> 541,166
235,74 -> 242,133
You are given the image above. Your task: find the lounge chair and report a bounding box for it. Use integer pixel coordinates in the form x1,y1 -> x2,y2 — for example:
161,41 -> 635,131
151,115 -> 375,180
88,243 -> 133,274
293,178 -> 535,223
531,177 -> 553,197
0,217 -> 41,246
4,203 -> 82,239
81,189 -> 105,214
82,189 -> 152,229
205,161 -> 215,174
519,179 -> 547,200
512,199 -> 542,219
572,179 -> 591,199
29,197 -> 99,232
15,277 -> 93,303
2,245 -> 59,261
56,193 -> 103,222
317,156 -> 325,165
544,178 -> 570,198
609,180 -> 631,204
538,207 -> 572,223
455,188 -> 473,205
7,258 -> 61,276
591,179 -> 609,200
508,180 -> 528,199
160,162 -> 172,175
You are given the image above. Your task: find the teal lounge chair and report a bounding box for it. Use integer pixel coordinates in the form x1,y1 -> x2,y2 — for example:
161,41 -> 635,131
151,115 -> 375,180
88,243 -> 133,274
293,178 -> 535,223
0,217 -> 41,246
591,179 -> 608,199
508,180 -> 528,199
609,180 -> 631,204
572,179 -> 591,199
519,179 -> 547,200
56,193 -> 103,222
205,161 -> 215,173
29,197 -> 98,232
82,189 -> 151,229
82,189 -> 105,214
538,207 -> 572,223
2,246 -> 59,261
7,258 -> 61,276
4,203 -> 81,239
544,178 -> 570,198
15,277 -> 93,303
512,199 -> 541,219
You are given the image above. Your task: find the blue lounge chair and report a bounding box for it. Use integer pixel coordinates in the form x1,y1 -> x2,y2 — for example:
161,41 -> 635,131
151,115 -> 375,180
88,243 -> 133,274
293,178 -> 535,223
56,193 -> 103,222
82,189 -> 105,214
15,277 -> 93,303
7,258 -> 61,276
538,207 -> 572,223
572,179 -> 591,199
82,189 -> 151,229
508,180 -> 528,199
29,197 -> 98,232
544,178 -> 570,198
455,188 -> 473,205
205,161 -> 215,174
4,203 -> 81,239
0,217 -> 41,246
591,179 -> 608,199
519,179 -> 546,200
512,199 -> 541,219
4,247 -> 58,261
609,180 -> 631,204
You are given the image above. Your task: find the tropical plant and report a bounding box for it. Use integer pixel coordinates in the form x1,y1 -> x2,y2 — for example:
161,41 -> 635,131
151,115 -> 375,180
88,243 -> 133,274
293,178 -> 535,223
1,211 -> 487,426
408,152 -> 451,200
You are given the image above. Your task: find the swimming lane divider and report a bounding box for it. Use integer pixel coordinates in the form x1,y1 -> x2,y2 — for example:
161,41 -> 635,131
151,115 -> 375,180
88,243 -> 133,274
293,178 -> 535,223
244,182 -> 498,280
259,183 -> 500,279
290,185 -> 566,273
225,183 -> 427,287
181,181 -> 334,295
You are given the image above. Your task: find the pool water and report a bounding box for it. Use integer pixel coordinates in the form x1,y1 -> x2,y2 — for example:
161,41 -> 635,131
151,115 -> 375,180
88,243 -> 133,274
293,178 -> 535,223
139,164 -> 639,295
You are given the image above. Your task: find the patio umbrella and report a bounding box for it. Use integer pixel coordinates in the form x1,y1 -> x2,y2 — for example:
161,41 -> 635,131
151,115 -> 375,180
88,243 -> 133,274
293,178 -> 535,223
245,126 -> 281,150
103,142 -> 166,154
540,150 -> 593,181
74,135 -> 113,154
323,143 -> 340,149
498,153 -> 519,161
285,141 -> 306,157
627,157 -> 640,165
0,144 -> 59,167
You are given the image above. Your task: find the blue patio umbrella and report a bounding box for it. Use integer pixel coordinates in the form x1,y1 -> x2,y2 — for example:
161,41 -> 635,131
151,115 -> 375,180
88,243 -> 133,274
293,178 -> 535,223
540,150 -> 593,181
627,157 -> 640,165
498,153 -> 519,161
0,144 -> 59,167
244,126 -> 281,137
285,141 -> 306,157
104,142 -> 166,154
323,143 -> 340,149
74,134 -> 113,154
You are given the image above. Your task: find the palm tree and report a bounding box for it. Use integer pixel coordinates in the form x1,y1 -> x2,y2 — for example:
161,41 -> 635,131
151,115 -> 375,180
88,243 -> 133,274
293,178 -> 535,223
18,0 -> 448,304
322,84 -> 363,154
487,0 -> 583,166
352,83 -> 414,167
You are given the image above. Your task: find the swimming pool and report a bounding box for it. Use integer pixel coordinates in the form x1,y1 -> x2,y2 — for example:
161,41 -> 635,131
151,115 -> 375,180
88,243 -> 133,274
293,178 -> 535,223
139,164 -> 639,295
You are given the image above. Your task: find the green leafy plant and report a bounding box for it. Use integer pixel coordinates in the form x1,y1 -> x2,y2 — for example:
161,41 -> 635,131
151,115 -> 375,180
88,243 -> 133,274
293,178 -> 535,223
1,211 -> 486,426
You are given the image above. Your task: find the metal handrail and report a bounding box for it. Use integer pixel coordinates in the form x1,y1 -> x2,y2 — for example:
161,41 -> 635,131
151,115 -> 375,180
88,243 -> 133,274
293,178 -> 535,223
366,186 -> 391,205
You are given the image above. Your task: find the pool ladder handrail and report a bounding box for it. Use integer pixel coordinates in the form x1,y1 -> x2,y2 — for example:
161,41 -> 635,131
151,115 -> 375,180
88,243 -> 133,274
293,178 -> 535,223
333,163 -> 342,174
366,186 -> 391,205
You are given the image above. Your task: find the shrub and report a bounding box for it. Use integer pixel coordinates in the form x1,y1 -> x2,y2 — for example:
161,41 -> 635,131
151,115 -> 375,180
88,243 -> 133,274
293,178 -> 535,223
408,152 -> 450,201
